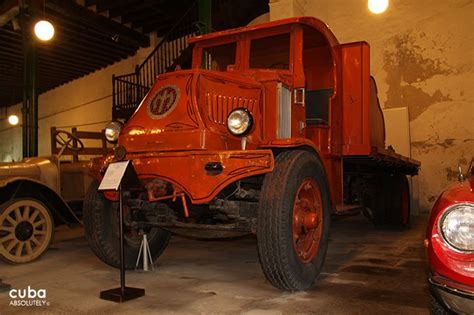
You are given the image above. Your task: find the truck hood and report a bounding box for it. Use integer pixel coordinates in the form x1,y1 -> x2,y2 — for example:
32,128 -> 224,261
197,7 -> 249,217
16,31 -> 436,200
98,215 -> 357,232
119,69 -> 263,153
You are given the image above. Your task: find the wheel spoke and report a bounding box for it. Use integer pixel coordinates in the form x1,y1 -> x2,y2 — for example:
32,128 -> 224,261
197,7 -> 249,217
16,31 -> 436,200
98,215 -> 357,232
33,219 -> 45,228
25,241 -> 33,255
0,226 -> 14,233
6,239 -> 18,252
29,210 -> 40,223
5,215 -> 16,226
23,206 -> 30,220
0,233 -> 14,244
34,230 -> 46,236
14,207 -> 22,221
15,241 -> 24,257
31,236 -> 41,246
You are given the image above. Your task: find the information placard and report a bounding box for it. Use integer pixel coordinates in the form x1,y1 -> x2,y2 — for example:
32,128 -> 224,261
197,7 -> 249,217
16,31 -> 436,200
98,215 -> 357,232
98,161 -> 130,191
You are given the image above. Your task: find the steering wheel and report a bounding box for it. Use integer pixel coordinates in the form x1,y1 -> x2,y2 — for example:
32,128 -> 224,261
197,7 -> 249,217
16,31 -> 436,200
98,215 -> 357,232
55,131 -> 84,154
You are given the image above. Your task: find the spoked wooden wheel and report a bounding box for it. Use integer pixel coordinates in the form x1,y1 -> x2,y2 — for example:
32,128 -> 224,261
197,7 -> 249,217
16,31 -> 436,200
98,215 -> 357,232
292,178 -> 323,263
0,199 -> 54,264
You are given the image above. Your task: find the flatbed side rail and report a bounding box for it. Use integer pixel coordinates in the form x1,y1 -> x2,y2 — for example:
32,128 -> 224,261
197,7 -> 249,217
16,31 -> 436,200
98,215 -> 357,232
343,146 -> 420,176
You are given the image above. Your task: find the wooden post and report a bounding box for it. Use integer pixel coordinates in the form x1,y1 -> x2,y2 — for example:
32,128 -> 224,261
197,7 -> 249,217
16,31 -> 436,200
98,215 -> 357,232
71,127 -> 78,162
50,127 -> 57,155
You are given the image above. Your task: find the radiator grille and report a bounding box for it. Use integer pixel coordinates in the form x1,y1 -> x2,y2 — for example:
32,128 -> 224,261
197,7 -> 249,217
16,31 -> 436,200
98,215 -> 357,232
206,93 -> 258,125
277,83 -> 292,139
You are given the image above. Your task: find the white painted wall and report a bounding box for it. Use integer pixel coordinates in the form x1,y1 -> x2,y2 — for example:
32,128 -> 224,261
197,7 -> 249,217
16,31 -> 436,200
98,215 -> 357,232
0,35 -> 158,162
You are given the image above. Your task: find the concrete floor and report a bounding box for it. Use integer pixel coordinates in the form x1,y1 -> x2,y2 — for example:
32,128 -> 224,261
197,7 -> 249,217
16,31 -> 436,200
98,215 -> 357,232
0,214 -> 430,314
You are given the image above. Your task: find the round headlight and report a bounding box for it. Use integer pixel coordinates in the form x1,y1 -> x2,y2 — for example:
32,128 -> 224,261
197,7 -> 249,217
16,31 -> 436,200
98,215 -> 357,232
227,108 -> 253,136
439,203 -> 474,252
104,121 -> 123,144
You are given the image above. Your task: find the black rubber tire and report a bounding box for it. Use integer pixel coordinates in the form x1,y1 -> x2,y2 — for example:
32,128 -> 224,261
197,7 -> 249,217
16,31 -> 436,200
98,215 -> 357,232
373,174 -> 411,229
430,294 -> 453,315
83,181 -> 171,269
257,150 -> 331,291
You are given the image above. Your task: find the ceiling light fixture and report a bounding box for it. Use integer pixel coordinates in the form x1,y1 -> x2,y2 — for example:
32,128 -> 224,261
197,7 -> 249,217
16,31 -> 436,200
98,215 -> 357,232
34,20 -> 55,41
368,0 -> 389,14
8,114 -> 19,126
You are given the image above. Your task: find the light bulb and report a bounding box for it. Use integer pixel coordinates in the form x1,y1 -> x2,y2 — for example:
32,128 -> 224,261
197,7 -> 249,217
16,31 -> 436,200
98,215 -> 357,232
34,20 -> 55,41
8,115 -> 19,126
368,0 -> 389,14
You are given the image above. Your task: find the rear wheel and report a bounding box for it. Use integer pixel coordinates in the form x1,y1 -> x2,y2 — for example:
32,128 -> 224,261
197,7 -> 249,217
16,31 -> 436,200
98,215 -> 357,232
257,150 -> 331,291
83,181 -> 171,269
0,198 -> 54,264
373,174 -> 410,228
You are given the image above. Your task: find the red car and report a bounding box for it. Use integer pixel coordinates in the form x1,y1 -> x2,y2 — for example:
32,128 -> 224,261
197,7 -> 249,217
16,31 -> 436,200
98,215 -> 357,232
426,161 -> 474,314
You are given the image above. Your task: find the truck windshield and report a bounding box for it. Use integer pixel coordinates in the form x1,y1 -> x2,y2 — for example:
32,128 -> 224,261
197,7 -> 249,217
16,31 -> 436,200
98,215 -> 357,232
249,33 -> 290,70
202,42 -> 237,71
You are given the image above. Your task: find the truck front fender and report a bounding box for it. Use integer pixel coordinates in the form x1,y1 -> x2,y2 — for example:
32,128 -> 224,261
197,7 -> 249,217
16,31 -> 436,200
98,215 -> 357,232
258,138 -> 335,211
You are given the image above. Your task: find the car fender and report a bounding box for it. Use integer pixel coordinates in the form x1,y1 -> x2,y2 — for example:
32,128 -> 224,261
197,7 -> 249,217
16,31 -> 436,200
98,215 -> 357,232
0,177 -> 82,226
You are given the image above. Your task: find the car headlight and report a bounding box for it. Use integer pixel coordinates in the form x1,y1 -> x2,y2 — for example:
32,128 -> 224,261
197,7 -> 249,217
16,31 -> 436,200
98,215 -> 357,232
439,203 -> 474,252
227,108 -> 253,136
104,121 -> 123,144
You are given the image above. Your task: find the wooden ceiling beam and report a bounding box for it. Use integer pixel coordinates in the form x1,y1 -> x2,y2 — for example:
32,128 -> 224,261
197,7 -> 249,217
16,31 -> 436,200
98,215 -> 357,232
42,10 -> 139,55
107,0 -> 145,18
0,51 -> 96,73
0,25 -> 132,62
95,0 -> 144,14
84,0 -> 98,8
45,0 -> 150,47
122,8 -> 162,26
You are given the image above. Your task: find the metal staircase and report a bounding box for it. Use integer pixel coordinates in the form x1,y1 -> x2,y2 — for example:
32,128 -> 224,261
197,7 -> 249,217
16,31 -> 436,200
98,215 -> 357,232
112,2 -> 200,120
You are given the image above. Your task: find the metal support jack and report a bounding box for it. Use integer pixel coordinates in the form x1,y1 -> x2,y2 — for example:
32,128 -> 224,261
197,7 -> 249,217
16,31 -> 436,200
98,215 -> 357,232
135,231 -> 154,272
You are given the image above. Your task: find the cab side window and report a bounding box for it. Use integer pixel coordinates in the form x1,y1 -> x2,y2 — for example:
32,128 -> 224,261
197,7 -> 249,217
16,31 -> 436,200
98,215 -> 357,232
249,33 -> 290,70
202,42 -> 237,71
303,27 -> 334,125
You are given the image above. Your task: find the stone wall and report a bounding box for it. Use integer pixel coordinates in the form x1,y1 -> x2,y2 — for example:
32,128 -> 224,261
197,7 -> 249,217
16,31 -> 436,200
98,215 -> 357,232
270,0 -> 474,211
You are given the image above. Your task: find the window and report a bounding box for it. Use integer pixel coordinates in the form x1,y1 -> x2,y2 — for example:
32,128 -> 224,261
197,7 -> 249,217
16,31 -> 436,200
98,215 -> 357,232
249,33 -> 290,70
202,42 -> 237,71
303,26 -> 334,126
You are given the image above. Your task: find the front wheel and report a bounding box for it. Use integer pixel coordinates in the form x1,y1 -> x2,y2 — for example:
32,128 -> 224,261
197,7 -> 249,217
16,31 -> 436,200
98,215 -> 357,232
257,150 -> 331,291
83,181 -> 171,269
0,198 -> 54,264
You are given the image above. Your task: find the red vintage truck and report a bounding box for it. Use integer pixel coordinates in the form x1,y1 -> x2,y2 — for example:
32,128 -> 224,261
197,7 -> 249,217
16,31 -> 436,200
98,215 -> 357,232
84,17 -> 420,291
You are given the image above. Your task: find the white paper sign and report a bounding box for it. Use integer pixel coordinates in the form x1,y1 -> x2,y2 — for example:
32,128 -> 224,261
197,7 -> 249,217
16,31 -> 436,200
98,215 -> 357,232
98,161 -> 130,191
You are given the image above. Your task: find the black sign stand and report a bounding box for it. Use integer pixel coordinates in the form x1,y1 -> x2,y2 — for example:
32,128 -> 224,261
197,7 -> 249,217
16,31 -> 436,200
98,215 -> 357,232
98,161 -> 145,303
0,278 -> 11,292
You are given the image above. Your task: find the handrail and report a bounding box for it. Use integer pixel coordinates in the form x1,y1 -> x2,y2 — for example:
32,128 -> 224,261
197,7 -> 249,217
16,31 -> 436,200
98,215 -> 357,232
138,1 -> 198,71
112,1 -> 200,120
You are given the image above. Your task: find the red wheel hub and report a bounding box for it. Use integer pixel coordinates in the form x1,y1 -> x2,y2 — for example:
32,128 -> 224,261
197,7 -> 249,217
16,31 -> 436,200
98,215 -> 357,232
292,178 -> 323,263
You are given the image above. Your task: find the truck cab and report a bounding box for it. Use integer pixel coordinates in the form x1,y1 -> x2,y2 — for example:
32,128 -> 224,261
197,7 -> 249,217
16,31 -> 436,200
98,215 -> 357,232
85,17 -> 420,291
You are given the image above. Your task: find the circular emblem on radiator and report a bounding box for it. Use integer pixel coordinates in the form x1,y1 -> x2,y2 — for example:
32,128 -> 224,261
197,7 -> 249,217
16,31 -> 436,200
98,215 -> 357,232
147,85 -> 180,119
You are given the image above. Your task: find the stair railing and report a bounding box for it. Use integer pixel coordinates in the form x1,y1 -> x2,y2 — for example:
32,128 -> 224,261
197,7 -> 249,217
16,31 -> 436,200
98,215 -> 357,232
112,1 -> 199,120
